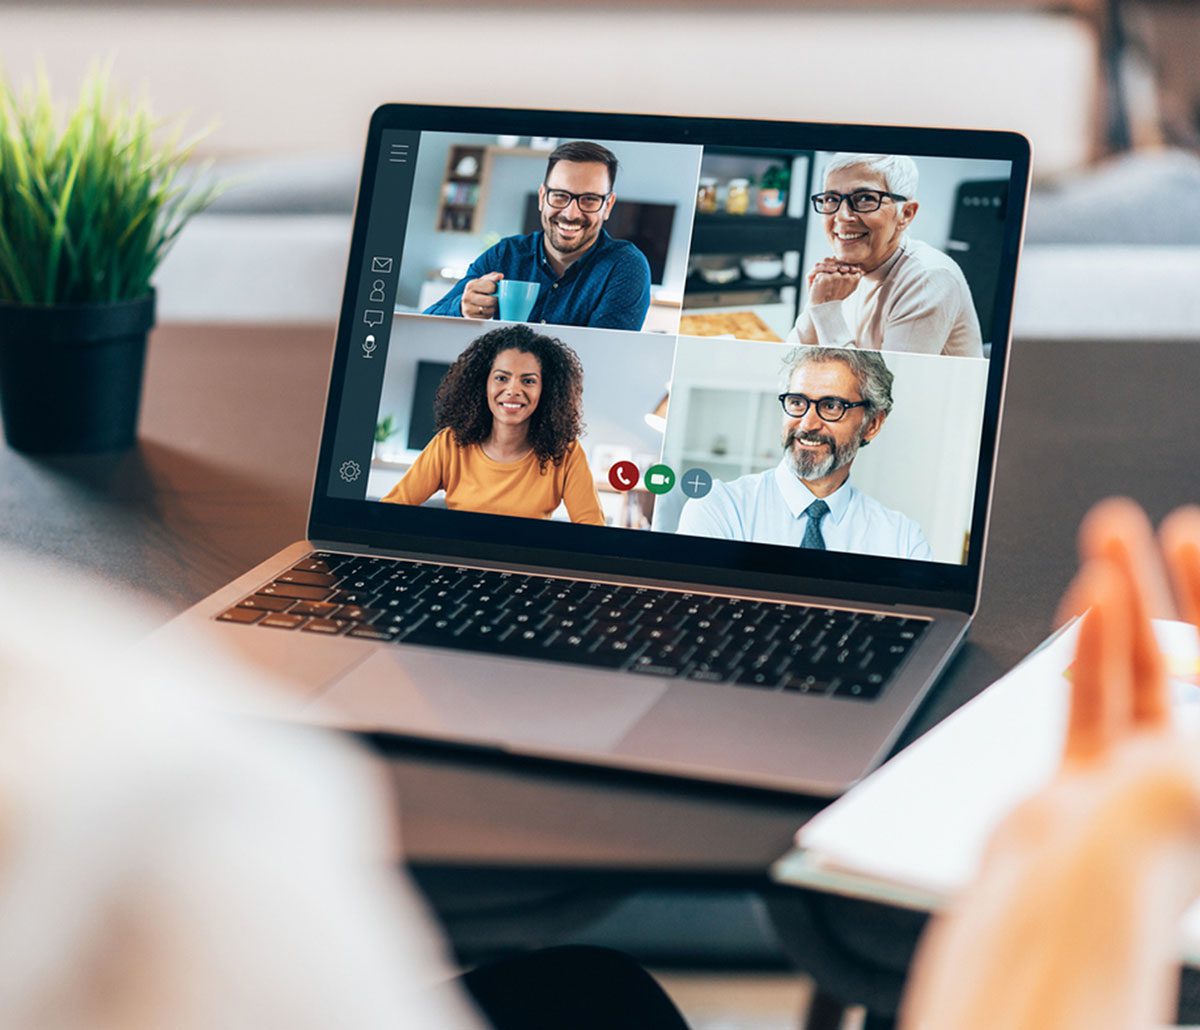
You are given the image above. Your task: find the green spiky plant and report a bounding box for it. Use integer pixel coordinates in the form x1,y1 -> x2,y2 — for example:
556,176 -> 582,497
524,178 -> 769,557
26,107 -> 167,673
375,414 -> 401,446
0,67 -> 223,306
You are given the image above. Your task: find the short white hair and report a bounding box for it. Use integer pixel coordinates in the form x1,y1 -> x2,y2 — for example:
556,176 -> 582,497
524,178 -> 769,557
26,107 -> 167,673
822,153 -> 919,201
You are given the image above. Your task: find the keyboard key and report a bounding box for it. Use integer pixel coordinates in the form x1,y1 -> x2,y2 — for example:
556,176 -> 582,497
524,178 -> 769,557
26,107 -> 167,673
276,570 -> 339,587
219,607 -> 266,624
237,595 -> 295,612
301,618 -> 350,635
336,562 -> 387,582
834,680 -> 884,701
338,577 -> 379,593
328,589 -> 379,605
347,625 -> 400,641
337,605 -> 383,623
685,668 -> 729,683
734,668 -> 783,689
589,637 -> 640,662
290,601 -> 342,617
376,611 -> 428,631
631,658 -> 685,677
260,583 -> 334,601
539,641 -> 632,668
259,613 -> 307,630
291,558 -> 341,574
781,675 -> 835,695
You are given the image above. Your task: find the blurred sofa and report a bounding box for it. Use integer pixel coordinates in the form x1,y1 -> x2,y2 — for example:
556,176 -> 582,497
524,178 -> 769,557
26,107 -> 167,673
8,2 -> 1162,340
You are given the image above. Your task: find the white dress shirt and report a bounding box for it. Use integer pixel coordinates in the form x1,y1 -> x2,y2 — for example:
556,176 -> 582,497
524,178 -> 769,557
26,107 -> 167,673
787,237 -> 983,357
677,458 -> 933,561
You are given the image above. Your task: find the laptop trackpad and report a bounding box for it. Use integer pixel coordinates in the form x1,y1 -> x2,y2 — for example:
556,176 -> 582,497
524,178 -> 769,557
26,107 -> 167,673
316,647 -> 668,752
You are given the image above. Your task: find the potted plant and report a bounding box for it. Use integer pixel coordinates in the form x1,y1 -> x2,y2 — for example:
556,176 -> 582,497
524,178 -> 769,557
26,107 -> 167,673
757,163 -> 791,217
0,68 -> 222,453
374,414 -> 402,459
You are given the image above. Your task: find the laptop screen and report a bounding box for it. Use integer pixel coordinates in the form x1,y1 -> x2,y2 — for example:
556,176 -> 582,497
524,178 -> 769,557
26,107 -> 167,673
312,107 -> 1028,609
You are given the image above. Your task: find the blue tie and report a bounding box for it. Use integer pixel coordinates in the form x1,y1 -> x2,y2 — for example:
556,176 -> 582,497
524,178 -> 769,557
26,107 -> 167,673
802,499 -> 830,550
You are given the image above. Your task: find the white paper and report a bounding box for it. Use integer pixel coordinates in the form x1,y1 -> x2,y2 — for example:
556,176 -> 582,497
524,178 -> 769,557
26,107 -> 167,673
783,619 -> 1200,959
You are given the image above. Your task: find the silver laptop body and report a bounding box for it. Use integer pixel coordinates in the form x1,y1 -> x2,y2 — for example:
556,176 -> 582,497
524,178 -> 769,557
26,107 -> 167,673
160,104 -> 1030,796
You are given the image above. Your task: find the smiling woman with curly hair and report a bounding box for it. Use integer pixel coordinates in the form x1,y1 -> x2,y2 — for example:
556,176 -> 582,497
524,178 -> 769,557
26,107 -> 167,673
382,325 -> 604,524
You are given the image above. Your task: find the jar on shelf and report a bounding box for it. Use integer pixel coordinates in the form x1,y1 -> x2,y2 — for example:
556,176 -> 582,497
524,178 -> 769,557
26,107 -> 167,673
726,178 -> 751,215
696,177 -> 718,214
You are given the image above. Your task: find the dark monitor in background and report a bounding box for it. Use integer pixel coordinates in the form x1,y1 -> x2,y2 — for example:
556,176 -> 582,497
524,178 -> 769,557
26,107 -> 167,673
522,194 -> 674,285
406,360 -> 452,451
946,179 -> 1009,346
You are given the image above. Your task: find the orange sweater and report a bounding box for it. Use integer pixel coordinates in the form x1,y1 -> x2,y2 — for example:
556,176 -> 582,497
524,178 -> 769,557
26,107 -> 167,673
381,428 -> 605,525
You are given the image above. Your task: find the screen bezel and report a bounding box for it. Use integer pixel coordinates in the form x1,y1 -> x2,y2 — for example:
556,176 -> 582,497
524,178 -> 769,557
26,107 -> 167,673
310,103 -> 1031,615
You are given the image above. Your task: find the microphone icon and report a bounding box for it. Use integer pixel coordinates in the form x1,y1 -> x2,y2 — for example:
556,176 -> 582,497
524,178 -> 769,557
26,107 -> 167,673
362,334 -> 377,359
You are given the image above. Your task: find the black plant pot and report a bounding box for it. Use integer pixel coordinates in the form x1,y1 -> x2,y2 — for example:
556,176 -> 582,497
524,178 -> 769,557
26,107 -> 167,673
0,292 -> 156,454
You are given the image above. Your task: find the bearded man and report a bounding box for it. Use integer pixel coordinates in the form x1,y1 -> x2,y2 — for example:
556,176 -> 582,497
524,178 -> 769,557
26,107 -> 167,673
423,140 -> 651,332
677,347 -> 932,559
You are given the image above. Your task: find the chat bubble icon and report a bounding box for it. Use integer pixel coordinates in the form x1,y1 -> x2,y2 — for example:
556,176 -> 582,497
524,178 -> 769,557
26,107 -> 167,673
363,309 -> 385,327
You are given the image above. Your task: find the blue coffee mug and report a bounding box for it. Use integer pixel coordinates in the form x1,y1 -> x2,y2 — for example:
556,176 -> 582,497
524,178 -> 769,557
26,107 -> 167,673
497,279 -> 540,323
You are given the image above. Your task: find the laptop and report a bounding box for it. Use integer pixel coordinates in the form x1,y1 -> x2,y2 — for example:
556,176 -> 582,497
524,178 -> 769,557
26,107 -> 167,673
166,104 -> 1030,796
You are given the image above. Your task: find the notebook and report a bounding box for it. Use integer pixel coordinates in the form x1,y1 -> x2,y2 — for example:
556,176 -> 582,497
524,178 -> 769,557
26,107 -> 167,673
773,618 -> 1200,960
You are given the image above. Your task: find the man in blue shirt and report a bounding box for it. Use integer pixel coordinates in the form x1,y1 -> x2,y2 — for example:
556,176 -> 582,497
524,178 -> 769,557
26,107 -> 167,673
423,141 -> 652,332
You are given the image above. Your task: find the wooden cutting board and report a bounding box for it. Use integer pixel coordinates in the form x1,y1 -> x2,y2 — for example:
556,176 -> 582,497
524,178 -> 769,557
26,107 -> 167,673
678,311 -> 783,342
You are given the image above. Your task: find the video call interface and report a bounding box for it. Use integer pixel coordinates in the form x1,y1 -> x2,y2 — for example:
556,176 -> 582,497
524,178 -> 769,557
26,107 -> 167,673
337,127 -> 1014,567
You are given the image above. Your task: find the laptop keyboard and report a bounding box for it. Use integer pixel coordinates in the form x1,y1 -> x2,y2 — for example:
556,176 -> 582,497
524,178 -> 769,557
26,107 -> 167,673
218,552 -> 929,701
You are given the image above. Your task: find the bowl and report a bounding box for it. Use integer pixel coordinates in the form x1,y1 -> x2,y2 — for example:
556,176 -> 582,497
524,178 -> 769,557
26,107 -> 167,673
697,265 -> 741,285
740,255 -> 784,281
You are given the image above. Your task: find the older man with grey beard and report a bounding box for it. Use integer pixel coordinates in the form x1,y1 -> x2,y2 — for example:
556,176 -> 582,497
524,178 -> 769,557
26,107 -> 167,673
677,348 -> 932,559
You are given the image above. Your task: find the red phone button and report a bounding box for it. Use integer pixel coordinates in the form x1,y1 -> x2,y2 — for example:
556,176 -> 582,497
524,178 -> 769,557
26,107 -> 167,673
608,461 -> 639,492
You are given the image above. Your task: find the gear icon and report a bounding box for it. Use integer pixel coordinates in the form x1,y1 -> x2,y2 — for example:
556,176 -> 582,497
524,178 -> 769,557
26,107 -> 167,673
338,459 -> 362,483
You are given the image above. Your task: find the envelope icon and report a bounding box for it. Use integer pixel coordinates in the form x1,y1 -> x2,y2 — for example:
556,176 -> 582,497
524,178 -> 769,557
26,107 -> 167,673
371,256 -> 393,273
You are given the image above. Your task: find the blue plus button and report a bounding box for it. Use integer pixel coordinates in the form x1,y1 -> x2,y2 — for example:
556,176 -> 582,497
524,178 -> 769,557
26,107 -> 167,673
680,468 -> 713,499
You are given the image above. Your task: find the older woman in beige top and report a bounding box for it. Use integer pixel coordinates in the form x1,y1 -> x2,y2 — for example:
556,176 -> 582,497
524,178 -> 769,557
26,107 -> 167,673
788,153 -> 983,358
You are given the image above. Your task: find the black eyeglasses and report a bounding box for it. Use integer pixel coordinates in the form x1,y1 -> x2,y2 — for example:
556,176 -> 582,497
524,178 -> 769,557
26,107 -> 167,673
810,190 -> 908,215
778,393 -> 869,422
542,186 -> 611,214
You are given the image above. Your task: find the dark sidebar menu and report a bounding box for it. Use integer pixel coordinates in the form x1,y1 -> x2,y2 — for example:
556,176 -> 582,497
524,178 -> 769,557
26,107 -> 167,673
326,128 -> 421,500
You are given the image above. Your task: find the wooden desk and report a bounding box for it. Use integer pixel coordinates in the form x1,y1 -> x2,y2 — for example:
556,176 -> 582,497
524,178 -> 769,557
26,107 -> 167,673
5,324 -> 1199,1012
0,323 -> 823,878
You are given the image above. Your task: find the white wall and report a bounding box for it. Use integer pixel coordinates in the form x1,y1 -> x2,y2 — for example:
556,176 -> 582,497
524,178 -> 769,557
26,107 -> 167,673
2,6 -> 1095,175
660,338 -> 988,564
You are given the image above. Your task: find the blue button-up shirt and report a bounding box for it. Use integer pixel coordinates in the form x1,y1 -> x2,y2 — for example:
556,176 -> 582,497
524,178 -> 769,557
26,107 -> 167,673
422,229 -> 651,331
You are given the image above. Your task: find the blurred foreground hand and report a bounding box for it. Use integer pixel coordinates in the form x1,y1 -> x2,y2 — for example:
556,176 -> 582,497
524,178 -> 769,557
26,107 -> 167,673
903,499 -> 1200,1030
